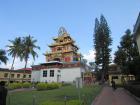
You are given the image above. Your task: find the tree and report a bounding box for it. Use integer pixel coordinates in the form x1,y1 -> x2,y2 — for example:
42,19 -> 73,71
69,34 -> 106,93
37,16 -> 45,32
21,35 -> 40,69
7,37 -> 22,70
93,15 -> 112,82
89,62 -> 95,68
0,49 -> 8,64
114,47 -> 127,68
119,29 -> 137,61
114,29 -> 139,76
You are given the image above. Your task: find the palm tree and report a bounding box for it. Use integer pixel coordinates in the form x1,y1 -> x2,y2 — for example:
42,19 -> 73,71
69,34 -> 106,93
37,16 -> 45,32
22,35 -> 40,68
7,37 -> 22,70
21,35 -> 40,82
0,49 -> 8,64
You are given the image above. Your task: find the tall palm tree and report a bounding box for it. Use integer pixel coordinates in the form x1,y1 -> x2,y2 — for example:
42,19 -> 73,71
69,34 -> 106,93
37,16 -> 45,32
22,35 -> 40,68
0,49 -> 8,64
7,37 -> 22,70
21,35 -> 40,82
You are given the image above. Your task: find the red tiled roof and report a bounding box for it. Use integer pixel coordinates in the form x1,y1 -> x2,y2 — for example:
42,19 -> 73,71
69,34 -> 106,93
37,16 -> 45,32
18,68 -> 32,71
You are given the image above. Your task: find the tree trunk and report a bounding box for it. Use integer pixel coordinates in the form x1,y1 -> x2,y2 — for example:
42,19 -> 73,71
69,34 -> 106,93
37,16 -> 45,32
101,70 -> 105,83
24,59 -> 28,69
11,56 -> 16,70
8,56 -> 16,85
22,58 -> 28,83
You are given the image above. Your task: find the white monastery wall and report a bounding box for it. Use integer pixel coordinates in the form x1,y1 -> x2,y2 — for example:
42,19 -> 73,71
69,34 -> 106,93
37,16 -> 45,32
136,34 -> 140,54
61,67 -> 81,82
31,66 -> 86,83
31,70 -> 41,82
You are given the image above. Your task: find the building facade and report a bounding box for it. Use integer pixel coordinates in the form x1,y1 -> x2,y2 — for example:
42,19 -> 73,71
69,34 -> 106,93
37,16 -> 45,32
0,68 -> 31,83
134,12 -> 140,54
108,64 -> 135,86
31,27 -> 87,83
31,61 -> 86,83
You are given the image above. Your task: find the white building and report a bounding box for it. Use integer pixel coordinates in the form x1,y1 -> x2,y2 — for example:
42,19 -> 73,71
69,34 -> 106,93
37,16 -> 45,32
31,61 -> 87,83
31,27 -> 88,83
134,12 -> 140,54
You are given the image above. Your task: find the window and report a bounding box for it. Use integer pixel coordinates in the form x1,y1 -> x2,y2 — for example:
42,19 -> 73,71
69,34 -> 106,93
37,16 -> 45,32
112,76 -> 118,79
17,74 -> 20,78
23,75 -> 26,78
60,40 -> 63,43
4,73 -> 8,78
50,70 -> 54,77
29,75 -> 31,78
64,57 -> 71,62
11,74 -> 14,78
57,47 -> 62,51
43,71 -> 47,77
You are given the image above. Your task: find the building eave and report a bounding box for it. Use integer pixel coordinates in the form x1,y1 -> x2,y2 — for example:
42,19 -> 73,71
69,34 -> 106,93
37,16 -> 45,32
133,12 -> 140,39
32,61 -> 83,70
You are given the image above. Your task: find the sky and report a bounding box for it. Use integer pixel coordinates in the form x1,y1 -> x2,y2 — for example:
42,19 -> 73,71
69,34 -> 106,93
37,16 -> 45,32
0,0 -> 140,69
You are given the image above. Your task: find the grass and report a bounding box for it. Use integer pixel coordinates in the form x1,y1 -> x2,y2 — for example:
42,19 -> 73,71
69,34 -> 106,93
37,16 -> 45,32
7,85 -> 102,105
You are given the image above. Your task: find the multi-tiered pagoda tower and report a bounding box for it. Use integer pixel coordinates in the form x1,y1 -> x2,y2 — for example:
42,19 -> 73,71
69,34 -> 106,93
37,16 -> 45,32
45,27 -> 81,63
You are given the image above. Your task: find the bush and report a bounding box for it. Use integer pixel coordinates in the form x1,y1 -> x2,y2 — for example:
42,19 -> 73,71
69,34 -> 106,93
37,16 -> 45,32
127,80 -> 140,85
22,82 -> 31,88
8,83 -> 22,90
36,82 -> 62,91
36,83 -> 47,91
125,84 -> 140,98
47,83 -> 61,90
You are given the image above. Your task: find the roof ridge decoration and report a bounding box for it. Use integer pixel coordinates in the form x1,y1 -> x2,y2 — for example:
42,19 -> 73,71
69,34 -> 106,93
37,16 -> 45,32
58,27 -> 68,36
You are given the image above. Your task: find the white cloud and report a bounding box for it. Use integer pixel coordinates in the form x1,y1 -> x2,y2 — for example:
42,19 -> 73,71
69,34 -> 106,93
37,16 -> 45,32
1,58 -> 33,70
82,50 -> 115,65
83,50 -> 96,63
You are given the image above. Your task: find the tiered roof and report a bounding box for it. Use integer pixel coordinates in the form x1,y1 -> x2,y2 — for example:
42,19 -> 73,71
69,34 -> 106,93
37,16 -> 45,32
45,27 -> 81,63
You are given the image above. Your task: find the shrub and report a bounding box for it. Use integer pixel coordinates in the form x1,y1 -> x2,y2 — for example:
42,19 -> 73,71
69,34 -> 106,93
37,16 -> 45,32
22,82 -> 31,88
36,83 -> 47,91
8,83 -> 22,90
47,83 -> 61,90
125,84 -> 140,98
36,82 -> 62,90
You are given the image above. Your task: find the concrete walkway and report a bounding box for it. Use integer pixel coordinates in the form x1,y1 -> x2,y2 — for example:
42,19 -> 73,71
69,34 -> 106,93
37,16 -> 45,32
93,86 -> 140,105
9,88 -> 36,93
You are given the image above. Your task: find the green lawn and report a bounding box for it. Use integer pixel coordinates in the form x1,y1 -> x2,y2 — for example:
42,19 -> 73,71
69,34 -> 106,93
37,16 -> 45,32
7,85 -> 102,105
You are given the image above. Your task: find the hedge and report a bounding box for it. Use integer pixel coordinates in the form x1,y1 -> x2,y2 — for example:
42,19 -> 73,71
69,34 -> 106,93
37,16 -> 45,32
36,82 -> 62,91
22,82 -> 32,88
47,82 -> 61,90
36,83 -> 47,91
8,82 -> 32,90
125,84 -> 140,98
8,83 -> 22,90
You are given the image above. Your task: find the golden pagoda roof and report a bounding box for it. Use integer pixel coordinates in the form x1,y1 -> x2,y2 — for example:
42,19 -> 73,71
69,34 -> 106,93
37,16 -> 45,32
49,40 -> 75,47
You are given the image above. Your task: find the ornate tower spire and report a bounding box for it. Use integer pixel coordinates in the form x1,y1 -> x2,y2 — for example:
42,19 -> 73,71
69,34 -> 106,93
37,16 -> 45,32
58,27 -> 67,36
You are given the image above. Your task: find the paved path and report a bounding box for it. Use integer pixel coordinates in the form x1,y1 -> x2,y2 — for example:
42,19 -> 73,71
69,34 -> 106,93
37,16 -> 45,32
9,88 -> 36,93
93,86 -> 140,105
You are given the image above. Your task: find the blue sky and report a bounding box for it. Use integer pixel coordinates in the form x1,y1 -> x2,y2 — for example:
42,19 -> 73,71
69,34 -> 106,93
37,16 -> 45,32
0,0 -> 140,69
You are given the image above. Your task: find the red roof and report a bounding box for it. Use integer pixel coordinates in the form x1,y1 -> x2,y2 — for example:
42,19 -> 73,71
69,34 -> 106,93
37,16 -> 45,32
18,68 -> 32,71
